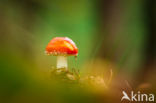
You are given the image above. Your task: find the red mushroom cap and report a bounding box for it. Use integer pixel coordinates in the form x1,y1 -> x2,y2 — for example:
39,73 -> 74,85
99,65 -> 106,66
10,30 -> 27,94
45,37 -> 78,56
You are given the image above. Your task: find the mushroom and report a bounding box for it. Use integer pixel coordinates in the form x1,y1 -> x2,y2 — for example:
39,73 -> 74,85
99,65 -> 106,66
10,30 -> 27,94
45,37 -> 78,69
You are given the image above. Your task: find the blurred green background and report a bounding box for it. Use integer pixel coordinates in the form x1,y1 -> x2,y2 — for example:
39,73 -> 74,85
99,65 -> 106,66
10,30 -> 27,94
0,0 -> 156,103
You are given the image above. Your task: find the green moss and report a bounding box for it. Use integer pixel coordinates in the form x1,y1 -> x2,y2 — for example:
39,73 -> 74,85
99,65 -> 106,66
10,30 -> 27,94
50,68 -> 80,84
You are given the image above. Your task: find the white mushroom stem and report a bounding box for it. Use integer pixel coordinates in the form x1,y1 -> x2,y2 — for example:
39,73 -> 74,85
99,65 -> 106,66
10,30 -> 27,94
57,56 -> 68,69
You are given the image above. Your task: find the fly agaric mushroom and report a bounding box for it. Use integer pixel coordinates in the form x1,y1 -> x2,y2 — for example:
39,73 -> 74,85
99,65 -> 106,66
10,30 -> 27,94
45,37 -> 78,69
